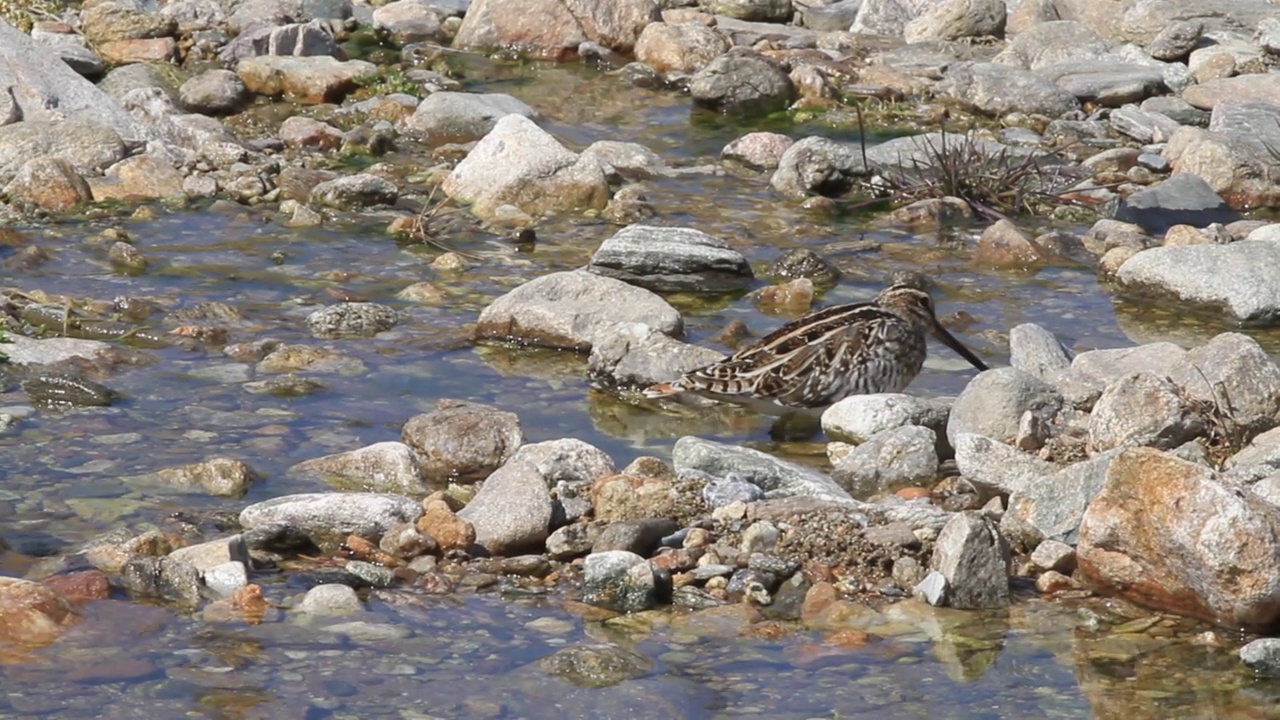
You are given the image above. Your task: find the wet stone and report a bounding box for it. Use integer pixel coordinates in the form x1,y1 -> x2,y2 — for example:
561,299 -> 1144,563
592,519 -> 679,557
0,578 -> 77,647
298,583 -> 362,615
766,247 -> 841,285
582,550 -> 661,613
155,457 -> 258,497
401,400 -> 523,483
380,522 -> 437,559
309,174 -> 399,210
689,48 -> 795,116
722,131 -> 795,172
702,473 -> 766,508
306,302 -> 398,338
292,441 -> 428,495
240,493 -> 423,549
587,224 -> 753,293
930,512 -> 1012,609
1240,638 -> 1280,677
539,643 -> 654,688
120,556 -> 202,609
203,561 -> 249,598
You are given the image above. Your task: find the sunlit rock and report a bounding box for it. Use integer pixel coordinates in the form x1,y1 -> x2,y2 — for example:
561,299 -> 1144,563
1078,447 -> 1280,631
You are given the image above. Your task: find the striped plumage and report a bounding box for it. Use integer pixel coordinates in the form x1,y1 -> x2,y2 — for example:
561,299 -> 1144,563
643,284 -> 988,416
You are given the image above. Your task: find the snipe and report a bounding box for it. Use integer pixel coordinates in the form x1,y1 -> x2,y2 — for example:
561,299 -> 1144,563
644,284 -> 989,416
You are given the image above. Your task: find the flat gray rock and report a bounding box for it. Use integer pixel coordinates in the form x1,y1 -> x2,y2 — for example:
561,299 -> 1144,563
1002,450 -> 1121,547
0,19 -> 148,141
587,224 -> 753,292
1039,61 -> 1165,107
673,436 -> 853,503
403,91 -> 537,145
239,492 -> 422,545
1116,242 -> 1280,323
937,61 -> 1080,118
587,322 -> 723,389
1115,173 -> 1240,235
953,433 -> 1055,496
1070,342 -> 1187,387
475,269 -> 683,351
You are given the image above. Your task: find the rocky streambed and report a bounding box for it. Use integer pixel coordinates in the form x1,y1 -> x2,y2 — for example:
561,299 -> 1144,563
4,0 -> 1280,716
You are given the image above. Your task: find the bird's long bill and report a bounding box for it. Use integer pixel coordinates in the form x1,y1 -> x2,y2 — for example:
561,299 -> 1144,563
931,319 -> 989,372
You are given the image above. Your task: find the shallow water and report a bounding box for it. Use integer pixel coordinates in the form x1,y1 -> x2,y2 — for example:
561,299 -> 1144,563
3,62 -> 1280,718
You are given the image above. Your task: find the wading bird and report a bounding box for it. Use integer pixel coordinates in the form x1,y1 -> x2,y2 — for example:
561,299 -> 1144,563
643,284 -> 988,416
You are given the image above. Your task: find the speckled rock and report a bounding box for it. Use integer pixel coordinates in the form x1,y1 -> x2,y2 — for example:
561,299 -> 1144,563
474,269 -> 683,351
930,511 -> 1011,609
831,426 -> 939,499
587,224 -> 754,293
634,21 -> 729,74
298,583 -> 362,615
235,56 -> 376,104
770,136 -> 868,199
457,460 -> 554,555
1001,449 -> 1120,548
443,115 -> 609,220
822,393 -> 952,455
1089,372 -> 1204,451
239,492 -> 423,547
582,550 -> 661,612
947,368 -> 1063,447
179,68 -> 248,114
309,174 -> 399,209
154,457 -> 259,498
688,48 -> 796,116
1078,448 -> 1280,631
1168,333 -> 1280,437
588,323 -> 723,389
292,441 -> 428,494
953,433 -> 1055,496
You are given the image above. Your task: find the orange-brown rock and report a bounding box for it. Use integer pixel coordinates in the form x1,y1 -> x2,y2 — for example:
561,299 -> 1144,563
417,499 -> 476,552
0,577 -> 79,647
1077,447 -> 1280,631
